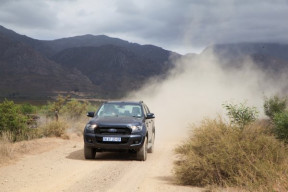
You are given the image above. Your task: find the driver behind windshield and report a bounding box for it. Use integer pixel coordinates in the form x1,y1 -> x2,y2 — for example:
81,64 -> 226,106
101,104 -> 118,116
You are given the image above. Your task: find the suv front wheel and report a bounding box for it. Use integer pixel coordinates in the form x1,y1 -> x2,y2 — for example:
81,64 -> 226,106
84,146 -> 96,159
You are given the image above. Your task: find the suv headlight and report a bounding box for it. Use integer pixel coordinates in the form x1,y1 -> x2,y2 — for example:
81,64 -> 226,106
85,123 -> 97,133
130,125 -> 143,133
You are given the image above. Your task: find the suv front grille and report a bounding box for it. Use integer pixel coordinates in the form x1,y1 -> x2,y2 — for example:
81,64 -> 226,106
94,127 -> 131,135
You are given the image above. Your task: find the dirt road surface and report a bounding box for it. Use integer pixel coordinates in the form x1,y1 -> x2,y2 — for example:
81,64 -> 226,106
0,131 -> 203,192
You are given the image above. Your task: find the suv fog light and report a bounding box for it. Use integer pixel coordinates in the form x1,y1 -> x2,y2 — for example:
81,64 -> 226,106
86,137 -> 93,143
133,139 -> 141,144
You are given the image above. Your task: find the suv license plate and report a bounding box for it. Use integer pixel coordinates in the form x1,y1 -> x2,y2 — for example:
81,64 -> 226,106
103,137 -> 121,142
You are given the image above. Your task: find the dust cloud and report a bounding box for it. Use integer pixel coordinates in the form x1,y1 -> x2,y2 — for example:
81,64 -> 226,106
125,50 -> 287,139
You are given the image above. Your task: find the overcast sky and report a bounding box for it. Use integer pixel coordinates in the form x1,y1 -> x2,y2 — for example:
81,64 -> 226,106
0,0 -> 288,54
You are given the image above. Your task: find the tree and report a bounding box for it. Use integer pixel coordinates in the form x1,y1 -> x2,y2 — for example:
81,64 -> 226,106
47,95 -> 70,121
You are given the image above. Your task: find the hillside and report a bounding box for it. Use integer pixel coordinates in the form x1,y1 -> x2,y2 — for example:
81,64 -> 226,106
206,43 -> 288,61
0,32 -> 96,99
202,42 -> 288,73
201,43 -> 288,94
0,25 -> 176,99
203,43 -> 288,69
52,44 -> 173,98
1,24 -> 288,100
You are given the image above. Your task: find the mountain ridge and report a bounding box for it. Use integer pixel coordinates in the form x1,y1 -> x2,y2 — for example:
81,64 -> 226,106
1,25 -> 288,100
0,25 -> 176,99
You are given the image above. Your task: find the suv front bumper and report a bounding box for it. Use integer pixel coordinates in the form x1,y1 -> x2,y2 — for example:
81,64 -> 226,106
84,133 -> 145,151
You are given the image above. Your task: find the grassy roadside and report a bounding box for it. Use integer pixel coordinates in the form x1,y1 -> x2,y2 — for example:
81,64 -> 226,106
0,96 -> 99,166
0,132 -> 14,164
174,119 -> 288,191
174,100 -> 288,191
0,116 -> 88,166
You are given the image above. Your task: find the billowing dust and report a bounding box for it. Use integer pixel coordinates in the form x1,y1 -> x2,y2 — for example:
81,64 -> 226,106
125,50 -> 287,140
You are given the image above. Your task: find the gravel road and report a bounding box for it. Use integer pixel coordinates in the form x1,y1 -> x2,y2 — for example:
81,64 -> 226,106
0,131 -> 203,192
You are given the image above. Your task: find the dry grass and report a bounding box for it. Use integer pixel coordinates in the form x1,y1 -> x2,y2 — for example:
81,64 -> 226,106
0,132 -> 14,164
174,118 -> 288,191
39,120 -> 68,138
61,115 -> 88,137
0,115 -> 87,166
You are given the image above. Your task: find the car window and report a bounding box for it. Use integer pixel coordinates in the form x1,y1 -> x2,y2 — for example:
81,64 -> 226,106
97,103 -> 143,117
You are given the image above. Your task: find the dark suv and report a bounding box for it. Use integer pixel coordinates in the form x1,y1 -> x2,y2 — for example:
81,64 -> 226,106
83,101 -> 155,161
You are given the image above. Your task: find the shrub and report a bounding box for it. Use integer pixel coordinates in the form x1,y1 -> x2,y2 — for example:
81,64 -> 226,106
45,95 -> 70,119
19,103 -> 37,115
87,102 -> 101,112
273,111 -> 288,142
62,99 -> 88,119
174,118 -> 288,191
49,95 -> 70,113
223,102 -> 258,129
264,95 -> 287,119
263,95 -> 288,142
40,120 -> 68,138
0,100 -> 28,141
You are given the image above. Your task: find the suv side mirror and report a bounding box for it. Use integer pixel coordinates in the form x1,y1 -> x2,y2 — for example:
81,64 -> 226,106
146,113 -> 155,119
87,112 -> 95,117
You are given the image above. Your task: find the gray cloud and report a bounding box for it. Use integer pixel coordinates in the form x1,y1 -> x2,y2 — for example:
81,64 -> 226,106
0,0 -> 56,28
0,0 -> 287,54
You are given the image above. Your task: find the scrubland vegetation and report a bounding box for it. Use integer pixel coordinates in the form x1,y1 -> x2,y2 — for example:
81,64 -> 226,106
174,96 -> 288,191
1,94 -> 288,191
0,95 -> 100,164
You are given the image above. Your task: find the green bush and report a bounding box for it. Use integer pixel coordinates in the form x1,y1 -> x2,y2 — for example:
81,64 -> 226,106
87,102 -> 101,113
62,99 -> 88,119
0,100 -> 28,141
19,103 -> 37,115
264,95 -> 287,119
44,96 -> 90,119
273,111 -> 288,142
263,95 -> 288,142
49,95 -> 70,113
223,102 -> 259,129
44,95 -> 70,119
174,118 -> 288,191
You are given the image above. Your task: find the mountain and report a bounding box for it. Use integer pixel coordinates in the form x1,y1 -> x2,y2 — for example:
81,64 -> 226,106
0,25 -> 177,99
205,43 -> 288,61
203,43 -> 288,68
52,45 -> 173,98
46,35 -> 176,98
0,31 -> 96,99
36,34 -> 175,63
202,42 -> 288,94
2,24 -> 287,100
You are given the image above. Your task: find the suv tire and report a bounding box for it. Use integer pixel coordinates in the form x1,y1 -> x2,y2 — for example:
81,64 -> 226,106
147,132 -> 155,153
84,146 -> 96,159
137,137 -> 147,161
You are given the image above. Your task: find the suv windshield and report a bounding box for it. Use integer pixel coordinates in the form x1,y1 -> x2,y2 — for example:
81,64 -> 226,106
97,103 -> 143,117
